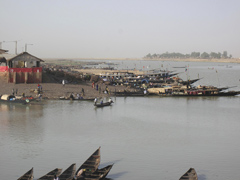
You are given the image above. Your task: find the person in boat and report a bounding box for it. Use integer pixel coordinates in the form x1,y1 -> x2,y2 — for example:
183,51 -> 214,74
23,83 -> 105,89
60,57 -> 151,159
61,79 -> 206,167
77,93 -> 80,99
70,93 -> 74,99
54,175 -> 59,180
100,99 -> 103,105
108,98 -> 112,103
94,98 -> 97,105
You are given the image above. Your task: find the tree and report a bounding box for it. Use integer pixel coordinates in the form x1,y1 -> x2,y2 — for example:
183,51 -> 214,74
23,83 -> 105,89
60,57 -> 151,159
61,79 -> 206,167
201,52 -> 210,59
210,52 -> 219,59
145,53 -> 152,59
191,52 -> 200,58
222,51 -> 228,58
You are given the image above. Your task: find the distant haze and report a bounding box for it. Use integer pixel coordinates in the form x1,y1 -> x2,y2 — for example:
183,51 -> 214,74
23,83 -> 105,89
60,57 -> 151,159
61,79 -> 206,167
1,0 -> 240,59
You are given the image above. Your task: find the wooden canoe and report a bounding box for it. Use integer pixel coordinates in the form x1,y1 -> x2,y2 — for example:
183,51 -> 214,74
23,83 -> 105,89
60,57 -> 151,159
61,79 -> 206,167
94,101 -> 113,107
58,163 -> 76,180
179,168 -> 198,180
77,164 -> 113,180
75,147 -> 101,178
37,168 -> 62,180
17,168 -> 33,180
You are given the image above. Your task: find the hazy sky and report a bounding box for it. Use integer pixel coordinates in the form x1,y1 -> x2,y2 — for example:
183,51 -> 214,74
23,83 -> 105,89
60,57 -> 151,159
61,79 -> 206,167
1,0 -> 240,58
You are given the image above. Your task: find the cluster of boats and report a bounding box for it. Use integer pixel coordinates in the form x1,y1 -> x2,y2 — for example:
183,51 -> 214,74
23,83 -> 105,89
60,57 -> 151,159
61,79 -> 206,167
106,69 -> 240,97
17,147 -> 113,180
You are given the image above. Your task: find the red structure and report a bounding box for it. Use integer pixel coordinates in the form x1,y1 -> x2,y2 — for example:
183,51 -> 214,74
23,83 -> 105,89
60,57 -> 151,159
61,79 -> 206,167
0,51 -> 44,83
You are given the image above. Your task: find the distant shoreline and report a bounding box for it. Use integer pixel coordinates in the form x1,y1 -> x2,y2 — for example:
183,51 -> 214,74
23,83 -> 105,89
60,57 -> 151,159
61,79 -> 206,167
43,58 -> 240,64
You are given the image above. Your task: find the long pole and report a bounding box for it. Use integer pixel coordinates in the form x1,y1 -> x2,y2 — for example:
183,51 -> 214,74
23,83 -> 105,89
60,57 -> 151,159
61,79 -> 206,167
15,41 -> 17,55
25,44 -> 33,52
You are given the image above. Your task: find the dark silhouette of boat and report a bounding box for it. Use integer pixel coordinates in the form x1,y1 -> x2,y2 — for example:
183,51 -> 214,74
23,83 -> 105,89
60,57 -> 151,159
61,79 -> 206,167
37,168 -> 62,180
59,163 -> 76,180
94,99 -> 113,107
76,164 -> 113,180
75,147 -> 101,178
179,168 -> 198,180
17,168 -> 33,180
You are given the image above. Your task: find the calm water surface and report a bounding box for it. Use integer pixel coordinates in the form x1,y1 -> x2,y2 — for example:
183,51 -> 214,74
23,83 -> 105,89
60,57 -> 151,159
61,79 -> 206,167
1,61 -> 240,180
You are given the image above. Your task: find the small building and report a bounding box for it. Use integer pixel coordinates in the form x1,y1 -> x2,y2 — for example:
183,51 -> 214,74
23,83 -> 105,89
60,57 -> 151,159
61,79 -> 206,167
0,51 -> 44,83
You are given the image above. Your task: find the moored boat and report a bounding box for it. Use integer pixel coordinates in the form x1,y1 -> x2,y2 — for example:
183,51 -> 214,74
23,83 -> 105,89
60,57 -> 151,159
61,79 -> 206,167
0,94 -> 31,104
58,163 -> 76,180
77,164 -> 113,180
17,168 -> 33,180
75,147 -> 101,178
179,168 -> 198,180
37,168 -> 62,180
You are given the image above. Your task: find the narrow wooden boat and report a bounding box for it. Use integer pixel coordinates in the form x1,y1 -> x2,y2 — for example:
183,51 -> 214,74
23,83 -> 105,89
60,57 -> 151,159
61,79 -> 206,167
0,94 -> 31,104
75,147 -> 101,178
172,90 -> 240,97
179,168 -> 198,180
37,168 -> 62,180
59,97 -> 95,101
114,90 -> 146,97
58,163 -> 76,180
17,168 -> 33,180
77,164 -> 113,180
94,101 -> 113,107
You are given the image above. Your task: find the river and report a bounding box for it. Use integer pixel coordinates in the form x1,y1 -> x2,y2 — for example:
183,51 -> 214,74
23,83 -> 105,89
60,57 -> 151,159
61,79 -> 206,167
0,60 -> 240,180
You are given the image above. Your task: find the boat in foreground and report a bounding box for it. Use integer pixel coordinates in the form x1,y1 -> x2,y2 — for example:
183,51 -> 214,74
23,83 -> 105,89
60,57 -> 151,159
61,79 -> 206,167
37,168 -> 62,180
58,163 -> 76,180
179,168 -> 198,180
17,168 -> 33,180
77,164 -> 113,180
75,147 -> 101,178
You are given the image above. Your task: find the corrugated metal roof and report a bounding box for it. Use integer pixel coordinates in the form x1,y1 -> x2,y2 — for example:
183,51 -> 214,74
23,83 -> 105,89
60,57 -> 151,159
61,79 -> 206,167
7,52 -> 44,62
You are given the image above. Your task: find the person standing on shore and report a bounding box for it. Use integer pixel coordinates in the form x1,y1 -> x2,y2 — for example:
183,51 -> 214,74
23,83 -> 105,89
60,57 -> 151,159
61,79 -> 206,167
62,79 -> 65,86
82,88 -> 84,96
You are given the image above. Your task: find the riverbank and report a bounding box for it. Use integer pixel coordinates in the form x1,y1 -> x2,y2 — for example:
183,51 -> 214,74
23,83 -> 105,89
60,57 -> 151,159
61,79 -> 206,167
0,80 -> 128,100
43,57 -> 240,64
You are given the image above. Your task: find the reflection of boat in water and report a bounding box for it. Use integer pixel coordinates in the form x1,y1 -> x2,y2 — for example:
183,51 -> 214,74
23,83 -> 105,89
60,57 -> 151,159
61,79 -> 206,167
179,168 -> 198,180
17,168 -> 33,180
37,168 -> 62,180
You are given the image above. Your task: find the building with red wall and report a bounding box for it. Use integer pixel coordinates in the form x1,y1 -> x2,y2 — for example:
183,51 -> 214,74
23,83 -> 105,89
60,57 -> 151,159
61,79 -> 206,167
0,51 -> 44,83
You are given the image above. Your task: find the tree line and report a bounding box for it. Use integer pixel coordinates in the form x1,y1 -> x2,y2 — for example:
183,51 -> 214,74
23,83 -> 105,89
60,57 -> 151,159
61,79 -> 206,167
144,51 -> 232,59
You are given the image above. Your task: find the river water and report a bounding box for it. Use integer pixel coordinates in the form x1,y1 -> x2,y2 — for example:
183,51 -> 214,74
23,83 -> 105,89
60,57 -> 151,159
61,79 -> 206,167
1,60 -> 240,180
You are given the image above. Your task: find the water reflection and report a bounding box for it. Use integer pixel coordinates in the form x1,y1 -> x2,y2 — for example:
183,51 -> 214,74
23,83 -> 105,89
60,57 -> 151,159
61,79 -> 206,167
0,102 -> 45,159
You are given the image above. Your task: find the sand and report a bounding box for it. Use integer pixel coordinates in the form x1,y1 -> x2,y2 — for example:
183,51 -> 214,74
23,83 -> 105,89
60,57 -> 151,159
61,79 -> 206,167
0,79 -> 128,100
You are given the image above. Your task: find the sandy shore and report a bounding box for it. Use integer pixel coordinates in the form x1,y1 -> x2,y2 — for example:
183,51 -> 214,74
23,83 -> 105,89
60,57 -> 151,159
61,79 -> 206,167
1,57 -> 239,100
43,57 -> 240,63
0,80 -> 128,100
